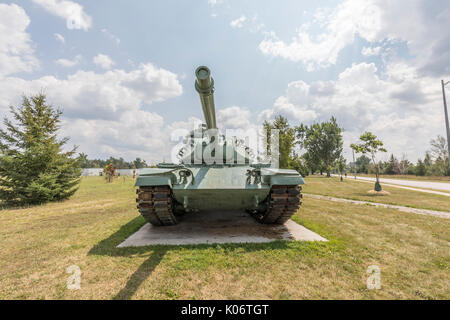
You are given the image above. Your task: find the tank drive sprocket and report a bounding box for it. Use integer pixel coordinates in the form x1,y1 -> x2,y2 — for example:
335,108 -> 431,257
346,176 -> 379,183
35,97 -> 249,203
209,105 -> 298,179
136,186 -> 179,226
251,185 -> 303,224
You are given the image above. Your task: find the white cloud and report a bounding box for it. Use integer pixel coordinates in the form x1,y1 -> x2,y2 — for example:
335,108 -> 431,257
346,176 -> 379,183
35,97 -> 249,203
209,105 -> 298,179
54,33 -> 65,44
259,1 -> 381,69
61,110 -> 167,163
0,63 -> 184,161
260,62 -> 445,161
55,54 -> 81,67
93,54 -> 114,70
230,15 -> 247,29
32,0 -> 92,31
217,106 -> 252,129
0,4 -> 39,77
258,0 -> 450,76
101,28 -> 120,45
0,64 -> 183,121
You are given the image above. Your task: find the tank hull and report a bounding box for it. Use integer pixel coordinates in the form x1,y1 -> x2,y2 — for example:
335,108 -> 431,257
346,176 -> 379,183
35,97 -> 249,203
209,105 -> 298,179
135,165 -> 304,215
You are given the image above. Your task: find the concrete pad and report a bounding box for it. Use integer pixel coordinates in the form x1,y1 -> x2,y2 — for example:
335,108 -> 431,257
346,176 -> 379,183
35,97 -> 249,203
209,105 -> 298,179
118,211 -> 327,247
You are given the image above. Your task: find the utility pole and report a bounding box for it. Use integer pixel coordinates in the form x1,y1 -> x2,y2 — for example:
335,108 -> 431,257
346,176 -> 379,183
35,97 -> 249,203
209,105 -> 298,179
352,149 -> 357,179
442,80 -> 450,162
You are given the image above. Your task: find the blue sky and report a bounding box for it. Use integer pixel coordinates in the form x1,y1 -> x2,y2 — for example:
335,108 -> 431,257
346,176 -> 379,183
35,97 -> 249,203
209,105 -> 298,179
0,0 -> 449,164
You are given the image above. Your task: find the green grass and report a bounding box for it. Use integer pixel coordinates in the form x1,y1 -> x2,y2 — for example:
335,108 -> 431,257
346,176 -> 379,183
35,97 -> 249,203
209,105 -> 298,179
304,176 -> 450,212
0,176 -> 448,299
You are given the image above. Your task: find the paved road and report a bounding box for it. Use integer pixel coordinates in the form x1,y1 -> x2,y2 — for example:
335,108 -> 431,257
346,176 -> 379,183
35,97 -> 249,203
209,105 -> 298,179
346,176 -> 450,192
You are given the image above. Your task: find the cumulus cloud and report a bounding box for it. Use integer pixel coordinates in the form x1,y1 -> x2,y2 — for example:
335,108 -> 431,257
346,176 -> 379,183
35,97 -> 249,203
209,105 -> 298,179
32,0 -> 92,31
55,54 -> 81,67
217,106 -> 252,129
259,62 -> 445,160
93,54 -> 114,70
61,110 -> 167,163
0,63 -> 184,161
0,4 -> 39,77
259,0 -> 381,69
230,15 -> 247,29
1,63 -> 183,120
259,0 -> 450,76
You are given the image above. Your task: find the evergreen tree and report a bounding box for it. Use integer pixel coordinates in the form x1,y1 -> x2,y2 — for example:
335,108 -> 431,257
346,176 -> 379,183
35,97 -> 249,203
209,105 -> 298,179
383,154 -> 397,175
0,94 -> 81,206
415,159 -> 426,176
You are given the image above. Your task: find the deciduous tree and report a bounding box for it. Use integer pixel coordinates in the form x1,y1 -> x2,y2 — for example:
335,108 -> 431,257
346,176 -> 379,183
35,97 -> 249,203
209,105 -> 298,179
296,117 -> 343,177
351,132 -> 387,191
264,116 -> 296,169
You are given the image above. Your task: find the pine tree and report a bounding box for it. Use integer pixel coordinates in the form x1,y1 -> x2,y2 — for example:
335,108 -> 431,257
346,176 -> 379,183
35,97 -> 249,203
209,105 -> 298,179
415,159 -> 426,176
0,94 -> 81,206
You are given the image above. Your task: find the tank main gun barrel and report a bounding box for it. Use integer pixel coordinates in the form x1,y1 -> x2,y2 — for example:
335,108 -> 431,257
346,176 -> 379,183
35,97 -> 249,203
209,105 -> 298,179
195,66 -> 217,129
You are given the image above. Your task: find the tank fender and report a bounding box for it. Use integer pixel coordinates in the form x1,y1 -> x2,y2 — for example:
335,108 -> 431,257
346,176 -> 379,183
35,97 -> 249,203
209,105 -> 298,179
261,168 -> 305,186
135,168 -> 176,187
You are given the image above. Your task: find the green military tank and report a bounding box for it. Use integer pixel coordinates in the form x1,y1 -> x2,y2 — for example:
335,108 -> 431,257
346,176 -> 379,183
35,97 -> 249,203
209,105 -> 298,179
135,66 -> 305,226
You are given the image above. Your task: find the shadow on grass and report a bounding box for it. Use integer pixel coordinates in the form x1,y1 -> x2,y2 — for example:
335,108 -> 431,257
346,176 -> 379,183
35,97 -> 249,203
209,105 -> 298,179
88,215 -> 334,300
113,250 -> 167,300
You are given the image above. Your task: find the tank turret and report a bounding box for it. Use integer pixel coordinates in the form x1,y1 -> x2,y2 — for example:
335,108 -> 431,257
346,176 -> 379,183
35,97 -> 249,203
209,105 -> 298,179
195,66 -> 217,130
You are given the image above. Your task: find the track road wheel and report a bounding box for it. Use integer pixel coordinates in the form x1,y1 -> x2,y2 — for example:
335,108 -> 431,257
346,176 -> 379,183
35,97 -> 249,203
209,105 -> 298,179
136,186 -> 178,226
251,185 -> 302,225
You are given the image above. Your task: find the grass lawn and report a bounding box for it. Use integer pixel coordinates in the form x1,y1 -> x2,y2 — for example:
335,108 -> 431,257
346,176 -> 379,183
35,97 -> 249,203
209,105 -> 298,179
0,177 -> 448,300
303,176 -> 450,212
354,174 -> 450,183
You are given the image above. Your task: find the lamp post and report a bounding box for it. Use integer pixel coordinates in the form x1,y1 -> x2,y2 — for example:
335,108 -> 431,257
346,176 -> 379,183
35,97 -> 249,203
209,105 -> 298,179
441,80 -> 450,162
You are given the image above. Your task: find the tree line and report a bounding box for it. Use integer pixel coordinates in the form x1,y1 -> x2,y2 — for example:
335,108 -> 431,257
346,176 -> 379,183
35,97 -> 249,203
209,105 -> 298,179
350,136 -> 449,177
78,154 -> 149,169
264,115 -> 450,178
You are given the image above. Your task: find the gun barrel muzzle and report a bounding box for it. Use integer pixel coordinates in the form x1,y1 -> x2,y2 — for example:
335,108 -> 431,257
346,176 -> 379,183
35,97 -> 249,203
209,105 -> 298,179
195,66 -> 217,129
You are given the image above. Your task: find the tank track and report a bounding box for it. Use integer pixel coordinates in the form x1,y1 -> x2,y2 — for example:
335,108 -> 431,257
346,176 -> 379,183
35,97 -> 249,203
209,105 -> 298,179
252,185 -> 303,225
136,186 -> 178,226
